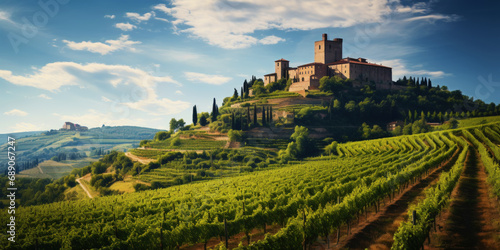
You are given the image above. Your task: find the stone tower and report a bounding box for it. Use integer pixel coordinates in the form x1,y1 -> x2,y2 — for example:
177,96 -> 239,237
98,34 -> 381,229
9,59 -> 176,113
314,33 -> 343,64
275,58 -> 289,80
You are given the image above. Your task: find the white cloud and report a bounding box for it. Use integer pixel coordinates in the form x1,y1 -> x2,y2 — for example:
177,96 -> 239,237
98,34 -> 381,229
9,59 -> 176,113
0,61 -> 188,116
405,14 -> 459,23
104,14 -> 116,19
158,0 -> 458,49
4,109 -> 28,116
259,35 -> 285,45
38,94 -> 52,99
396,2 -> 428,14
11,122 -> 42,132
175,90 -> 183,95
154,17 -> 169,23
126,12 -> 153,22
0,11 -> 14,24
153,4 -> 172,14
115,22 -> 137,31
101,96 -> 112,102
378,59 -> 450,79
63,35 -> 140,55
184,72 -> 232,85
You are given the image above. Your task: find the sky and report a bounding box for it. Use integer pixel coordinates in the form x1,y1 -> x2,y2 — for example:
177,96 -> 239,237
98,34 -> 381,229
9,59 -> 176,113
0,0 -> 499,133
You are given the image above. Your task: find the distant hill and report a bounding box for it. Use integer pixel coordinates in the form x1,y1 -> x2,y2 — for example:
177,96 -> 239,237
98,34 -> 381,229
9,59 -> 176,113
0,126 -> 160,175
0,131 -> 44,144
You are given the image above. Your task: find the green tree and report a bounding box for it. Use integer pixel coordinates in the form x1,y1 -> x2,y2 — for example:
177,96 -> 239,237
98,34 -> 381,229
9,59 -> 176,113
324,141 -> 338,155
262,106 -> 266,126
403,124 -> 412,135
192,105 -> 198,125
154,131 -> 171,141
212,98 -> 218,122
232,88 -> 239,100
392,126 -> 403,136
252,105 -> 257,126
228,129 -> 244,142
448,118 -> 459,129
169,118 -> 178,132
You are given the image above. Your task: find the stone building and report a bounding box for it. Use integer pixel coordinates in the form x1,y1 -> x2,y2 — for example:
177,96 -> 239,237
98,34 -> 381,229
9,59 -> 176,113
61,122 -> 88,131
263,33 -> 392,92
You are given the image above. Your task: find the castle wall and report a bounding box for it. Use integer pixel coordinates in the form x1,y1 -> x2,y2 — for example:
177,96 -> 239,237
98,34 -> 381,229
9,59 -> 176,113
328,61 -> 392,85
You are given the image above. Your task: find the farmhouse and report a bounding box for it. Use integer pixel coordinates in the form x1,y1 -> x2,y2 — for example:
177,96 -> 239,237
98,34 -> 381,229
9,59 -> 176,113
264,34 -> 392,92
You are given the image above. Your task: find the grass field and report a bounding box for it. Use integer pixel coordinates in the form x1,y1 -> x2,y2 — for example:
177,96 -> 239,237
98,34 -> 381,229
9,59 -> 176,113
64,184 -> 90,201
17,158 -> 99,179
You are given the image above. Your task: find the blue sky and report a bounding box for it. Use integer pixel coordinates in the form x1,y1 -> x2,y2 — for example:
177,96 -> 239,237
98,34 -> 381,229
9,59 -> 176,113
0,0 -> 498,133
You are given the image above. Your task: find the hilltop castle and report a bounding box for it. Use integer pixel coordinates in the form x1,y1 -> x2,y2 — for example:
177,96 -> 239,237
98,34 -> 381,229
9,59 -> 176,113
263,34 -> 392,92
61,122 -> 88,131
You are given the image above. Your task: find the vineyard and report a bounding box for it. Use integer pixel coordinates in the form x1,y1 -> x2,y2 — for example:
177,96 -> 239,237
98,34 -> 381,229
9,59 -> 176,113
3,122 -> 500,249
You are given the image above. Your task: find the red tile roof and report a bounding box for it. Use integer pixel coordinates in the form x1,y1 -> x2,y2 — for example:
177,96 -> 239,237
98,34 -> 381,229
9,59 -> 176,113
297,62 -> 325,68
327,59 -> 391,69
275,58 -> 289,62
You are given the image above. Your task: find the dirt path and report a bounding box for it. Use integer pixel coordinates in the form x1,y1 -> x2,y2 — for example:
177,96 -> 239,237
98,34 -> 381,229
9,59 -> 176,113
37,165 -> 44,174
324,147 -> 461,250
428,148 -> 500,249
125,151 -> 156,164
76,178 -> 93,199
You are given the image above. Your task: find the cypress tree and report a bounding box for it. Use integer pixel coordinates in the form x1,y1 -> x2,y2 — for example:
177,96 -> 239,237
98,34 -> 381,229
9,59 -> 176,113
253,105 -> 257,126
416,77 -> 420,86
247,106 -> 251,124
231,112 -> 235,129
262,106 -> 266,126
233,88 -> 239,99
241,87 -> 244,99
239,113 -> 243,130
270,106 -> 273,123
192,105 -> 198,125
267,106 -> 270,123
212,98 -> 218,122
428,79 -> 432,88
243,79 -> 248,93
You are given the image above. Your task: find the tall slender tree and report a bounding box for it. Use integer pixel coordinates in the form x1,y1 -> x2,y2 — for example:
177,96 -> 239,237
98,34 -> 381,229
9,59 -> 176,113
212,98 -> 218,122
247,106 -> 251,125
262,106 -> 266,126
253,104 -> 257,126
270,106 -> 273,123
192,105 -> 198,125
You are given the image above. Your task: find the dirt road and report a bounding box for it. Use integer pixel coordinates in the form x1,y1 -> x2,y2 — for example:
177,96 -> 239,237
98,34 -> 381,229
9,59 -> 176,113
76,178 -> 93,199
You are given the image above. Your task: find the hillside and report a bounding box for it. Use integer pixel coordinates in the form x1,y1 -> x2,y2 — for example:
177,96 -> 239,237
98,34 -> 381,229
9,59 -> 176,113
4,122 -> 500,249
0,126 -> 159,176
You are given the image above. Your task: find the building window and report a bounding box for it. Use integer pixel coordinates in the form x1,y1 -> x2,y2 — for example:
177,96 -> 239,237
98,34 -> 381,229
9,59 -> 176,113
302,77 -> 304,81
319,45 -> 321,50
277,63 -> 279,66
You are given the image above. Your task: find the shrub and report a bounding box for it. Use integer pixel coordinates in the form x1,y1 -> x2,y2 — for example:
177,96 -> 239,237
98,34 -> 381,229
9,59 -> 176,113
170,137 -> 181,146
